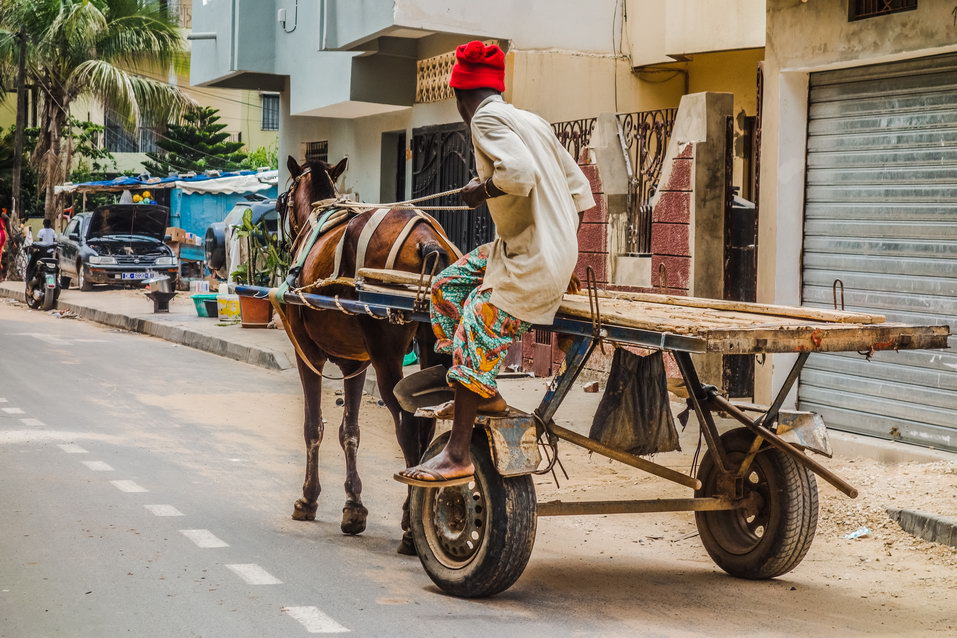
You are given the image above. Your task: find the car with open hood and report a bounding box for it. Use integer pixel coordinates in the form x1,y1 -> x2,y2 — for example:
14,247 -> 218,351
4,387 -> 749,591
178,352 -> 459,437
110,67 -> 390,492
56,204 -> 179,291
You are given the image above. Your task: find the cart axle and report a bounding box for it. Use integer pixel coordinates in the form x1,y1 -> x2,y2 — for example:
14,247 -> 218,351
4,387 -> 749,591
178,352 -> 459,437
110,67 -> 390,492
537,496 -> 752,517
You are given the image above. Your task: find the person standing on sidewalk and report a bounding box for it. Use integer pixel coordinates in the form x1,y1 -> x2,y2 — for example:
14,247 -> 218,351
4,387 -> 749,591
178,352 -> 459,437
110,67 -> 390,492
396,41 -> 595,486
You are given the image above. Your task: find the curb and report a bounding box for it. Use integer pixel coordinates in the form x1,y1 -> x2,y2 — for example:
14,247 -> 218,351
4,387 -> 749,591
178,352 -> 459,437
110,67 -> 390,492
887,507 -> 957,549
1,286 -> 293,371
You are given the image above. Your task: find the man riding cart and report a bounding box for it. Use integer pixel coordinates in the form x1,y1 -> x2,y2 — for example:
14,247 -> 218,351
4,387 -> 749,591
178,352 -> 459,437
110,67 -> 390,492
396,41 -> 596,489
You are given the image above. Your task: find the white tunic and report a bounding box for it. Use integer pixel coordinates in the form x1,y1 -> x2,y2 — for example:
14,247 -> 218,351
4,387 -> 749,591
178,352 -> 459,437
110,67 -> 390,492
471,95 -> 596,324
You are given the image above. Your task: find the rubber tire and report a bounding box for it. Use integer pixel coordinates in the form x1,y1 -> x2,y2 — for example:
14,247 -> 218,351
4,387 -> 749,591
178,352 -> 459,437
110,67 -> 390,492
410,429 -> 537,598
40,286 -> 56,311
78,262 -> 93,291
59,275 -> 71,289
24,281 -> 40,310
695,427 -> 818,580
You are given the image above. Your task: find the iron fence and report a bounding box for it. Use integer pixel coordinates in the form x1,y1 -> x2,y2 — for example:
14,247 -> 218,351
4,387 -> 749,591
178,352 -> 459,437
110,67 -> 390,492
551,118 -> 597,163
617,108 -> 677,254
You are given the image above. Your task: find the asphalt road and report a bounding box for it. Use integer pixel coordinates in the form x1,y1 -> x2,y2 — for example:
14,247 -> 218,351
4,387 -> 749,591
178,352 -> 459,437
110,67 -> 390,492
2,299 -> 954,637
0,300 -> 610,638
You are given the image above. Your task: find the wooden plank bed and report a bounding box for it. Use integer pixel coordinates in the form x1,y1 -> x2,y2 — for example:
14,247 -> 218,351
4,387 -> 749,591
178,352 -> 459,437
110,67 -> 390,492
356,268 -> 951,354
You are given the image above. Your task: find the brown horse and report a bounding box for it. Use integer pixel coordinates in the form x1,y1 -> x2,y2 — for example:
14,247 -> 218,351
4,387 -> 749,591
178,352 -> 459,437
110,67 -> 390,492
280,155 -> 457,554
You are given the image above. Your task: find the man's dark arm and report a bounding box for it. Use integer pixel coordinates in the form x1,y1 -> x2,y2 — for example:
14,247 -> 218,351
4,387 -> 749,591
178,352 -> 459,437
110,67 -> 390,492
461,177 -> 505,208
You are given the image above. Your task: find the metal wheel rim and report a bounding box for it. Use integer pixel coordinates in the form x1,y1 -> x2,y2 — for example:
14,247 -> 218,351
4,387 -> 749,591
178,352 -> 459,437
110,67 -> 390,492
706,452 -> 772,555
420,477 -> 488,569
77,264 -> 85,289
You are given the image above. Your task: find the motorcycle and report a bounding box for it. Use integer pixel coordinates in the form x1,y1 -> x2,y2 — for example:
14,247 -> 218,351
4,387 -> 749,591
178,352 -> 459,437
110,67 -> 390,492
24,244 -> 61,311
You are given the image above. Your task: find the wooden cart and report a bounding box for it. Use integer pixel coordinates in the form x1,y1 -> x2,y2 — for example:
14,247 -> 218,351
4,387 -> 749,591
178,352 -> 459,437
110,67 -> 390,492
236,270 -> 950,598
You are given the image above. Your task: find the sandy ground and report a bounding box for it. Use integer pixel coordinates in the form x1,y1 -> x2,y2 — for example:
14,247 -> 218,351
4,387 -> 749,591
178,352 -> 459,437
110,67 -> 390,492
6,299 -> 956,636
142,364 -> 957,635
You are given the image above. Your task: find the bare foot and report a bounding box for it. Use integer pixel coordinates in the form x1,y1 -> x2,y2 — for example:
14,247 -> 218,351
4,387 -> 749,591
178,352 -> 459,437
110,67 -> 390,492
479,391 -> 508,414
398,449 -> 474,483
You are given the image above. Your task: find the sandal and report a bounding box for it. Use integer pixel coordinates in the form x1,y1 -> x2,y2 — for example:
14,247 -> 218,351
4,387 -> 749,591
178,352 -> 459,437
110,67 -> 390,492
393,466 -> 474,488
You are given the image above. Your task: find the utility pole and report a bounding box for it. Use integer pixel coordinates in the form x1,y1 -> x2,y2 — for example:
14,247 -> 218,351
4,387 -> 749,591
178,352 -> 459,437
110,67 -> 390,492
11,27 -> 28,225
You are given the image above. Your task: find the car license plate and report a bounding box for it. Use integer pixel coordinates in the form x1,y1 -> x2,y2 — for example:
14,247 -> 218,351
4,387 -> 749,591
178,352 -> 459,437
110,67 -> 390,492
120,271 -> 154,280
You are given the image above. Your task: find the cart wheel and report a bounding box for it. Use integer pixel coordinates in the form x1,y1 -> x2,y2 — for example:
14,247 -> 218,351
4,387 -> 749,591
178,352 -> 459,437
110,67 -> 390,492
409,429 -> 537,598
695,427 -> 818,579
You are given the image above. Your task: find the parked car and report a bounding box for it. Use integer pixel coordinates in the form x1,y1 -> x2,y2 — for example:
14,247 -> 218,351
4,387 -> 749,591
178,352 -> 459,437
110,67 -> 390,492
57,204 -> 180,291
204,199 -> 279,281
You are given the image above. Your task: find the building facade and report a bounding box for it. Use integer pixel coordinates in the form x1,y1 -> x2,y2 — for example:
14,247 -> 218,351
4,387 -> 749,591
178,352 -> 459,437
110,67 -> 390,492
0,1 -> 277,178
190,0 -> 764,277
759,0 -> 957,451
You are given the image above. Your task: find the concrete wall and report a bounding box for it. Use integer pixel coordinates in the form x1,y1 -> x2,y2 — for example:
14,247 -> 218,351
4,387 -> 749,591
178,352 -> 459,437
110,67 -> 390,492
391,0 -> 621,53
755,0 -> 957,405
628,0 -> 765,66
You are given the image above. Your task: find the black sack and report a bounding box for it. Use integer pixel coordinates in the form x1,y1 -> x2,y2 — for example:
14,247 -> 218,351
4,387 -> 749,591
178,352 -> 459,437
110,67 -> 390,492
588,349 -> 680,456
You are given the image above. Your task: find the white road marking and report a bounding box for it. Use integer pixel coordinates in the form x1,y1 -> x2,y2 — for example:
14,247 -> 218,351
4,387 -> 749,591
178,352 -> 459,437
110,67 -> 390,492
282,607 -> 349,634
110,480 -> 147,493
20,418 -> 44,427
57,443 -> 88,454
225,564 -> 282,585
179,529 -> 229,548
2,407 -> 25,414
144,504 -> 183,517
81,461 -> 113,472
0,398 -> 7,402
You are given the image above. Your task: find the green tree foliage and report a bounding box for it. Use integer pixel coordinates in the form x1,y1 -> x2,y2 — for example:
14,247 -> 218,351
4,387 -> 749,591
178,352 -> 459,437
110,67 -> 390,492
0,0 -> 192,219
67,118 -> 116,181
240,141 -> 279,171
143,106 -> 247,175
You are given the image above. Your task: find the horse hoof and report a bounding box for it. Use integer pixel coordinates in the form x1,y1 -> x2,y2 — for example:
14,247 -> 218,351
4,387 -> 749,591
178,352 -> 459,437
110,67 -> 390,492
340,503 -> 368,535
396,532 -> 417,556
292,498 -> 318,521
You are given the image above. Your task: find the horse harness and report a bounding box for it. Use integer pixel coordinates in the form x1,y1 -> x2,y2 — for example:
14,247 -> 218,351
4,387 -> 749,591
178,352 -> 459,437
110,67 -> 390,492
269,168 -> 463,381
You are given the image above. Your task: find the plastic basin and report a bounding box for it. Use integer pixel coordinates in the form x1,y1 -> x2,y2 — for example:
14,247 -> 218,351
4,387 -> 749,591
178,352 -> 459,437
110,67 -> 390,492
191,293 -> 219,318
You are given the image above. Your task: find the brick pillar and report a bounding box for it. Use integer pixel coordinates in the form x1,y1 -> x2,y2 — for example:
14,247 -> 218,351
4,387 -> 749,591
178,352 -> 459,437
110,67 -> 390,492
648,143 -> 694,294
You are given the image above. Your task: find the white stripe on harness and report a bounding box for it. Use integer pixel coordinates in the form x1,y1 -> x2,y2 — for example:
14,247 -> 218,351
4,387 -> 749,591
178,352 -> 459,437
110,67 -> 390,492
384,211 -> 463,270
331,208 -> 389,279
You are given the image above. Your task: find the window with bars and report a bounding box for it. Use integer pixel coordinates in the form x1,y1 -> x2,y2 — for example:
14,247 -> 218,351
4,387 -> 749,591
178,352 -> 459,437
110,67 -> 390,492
305,141 -> 329,164
848,0 -> 917,20
261,94 -> 279,130
104,110 -> 137,153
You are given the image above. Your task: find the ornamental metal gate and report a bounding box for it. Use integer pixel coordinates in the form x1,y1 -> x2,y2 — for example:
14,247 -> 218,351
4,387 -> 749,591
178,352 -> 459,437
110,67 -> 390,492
411,123 -> 494,253
800,53 -> 957,452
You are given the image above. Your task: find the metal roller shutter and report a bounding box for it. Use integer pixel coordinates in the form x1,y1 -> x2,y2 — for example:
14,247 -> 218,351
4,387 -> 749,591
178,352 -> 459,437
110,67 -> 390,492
801,53 -> 957,452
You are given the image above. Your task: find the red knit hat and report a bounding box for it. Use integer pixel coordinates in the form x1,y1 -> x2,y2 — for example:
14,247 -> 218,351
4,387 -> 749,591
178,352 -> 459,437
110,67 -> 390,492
449,41 -> 505,92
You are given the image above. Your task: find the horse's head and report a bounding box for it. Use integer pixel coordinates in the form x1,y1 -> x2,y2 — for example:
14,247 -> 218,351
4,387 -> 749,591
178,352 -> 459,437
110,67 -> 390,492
279,155 -> 349,239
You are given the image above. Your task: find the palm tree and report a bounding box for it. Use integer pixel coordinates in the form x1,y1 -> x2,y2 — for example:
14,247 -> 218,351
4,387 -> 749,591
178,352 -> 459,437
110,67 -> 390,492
0,0 -> 193,220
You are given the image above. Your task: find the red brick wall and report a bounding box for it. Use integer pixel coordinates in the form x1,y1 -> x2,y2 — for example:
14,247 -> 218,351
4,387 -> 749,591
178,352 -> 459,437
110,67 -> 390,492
519,149 -> 696,377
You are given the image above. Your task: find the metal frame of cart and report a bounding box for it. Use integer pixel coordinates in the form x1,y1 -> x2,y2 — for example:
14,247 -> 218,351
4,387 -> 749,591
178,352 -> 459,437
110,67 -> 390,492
236,278 -> 949,598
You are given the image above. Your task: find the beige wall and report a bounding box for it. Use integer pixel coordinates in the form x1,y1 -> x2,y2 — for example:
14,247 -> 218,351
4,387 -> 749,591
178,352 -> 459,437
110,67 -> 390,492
628,0 -> 765,66
280,42 -> 763,216
0,94 -> 16,130
279,46 -> 689,201
755,0 -> 957,405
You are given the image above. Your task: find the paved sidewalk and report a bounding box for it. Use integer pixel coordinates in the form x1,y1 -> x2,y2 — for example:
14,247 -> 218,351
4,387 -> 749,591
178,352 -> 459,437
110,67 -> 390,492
0,281 -> 295,371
